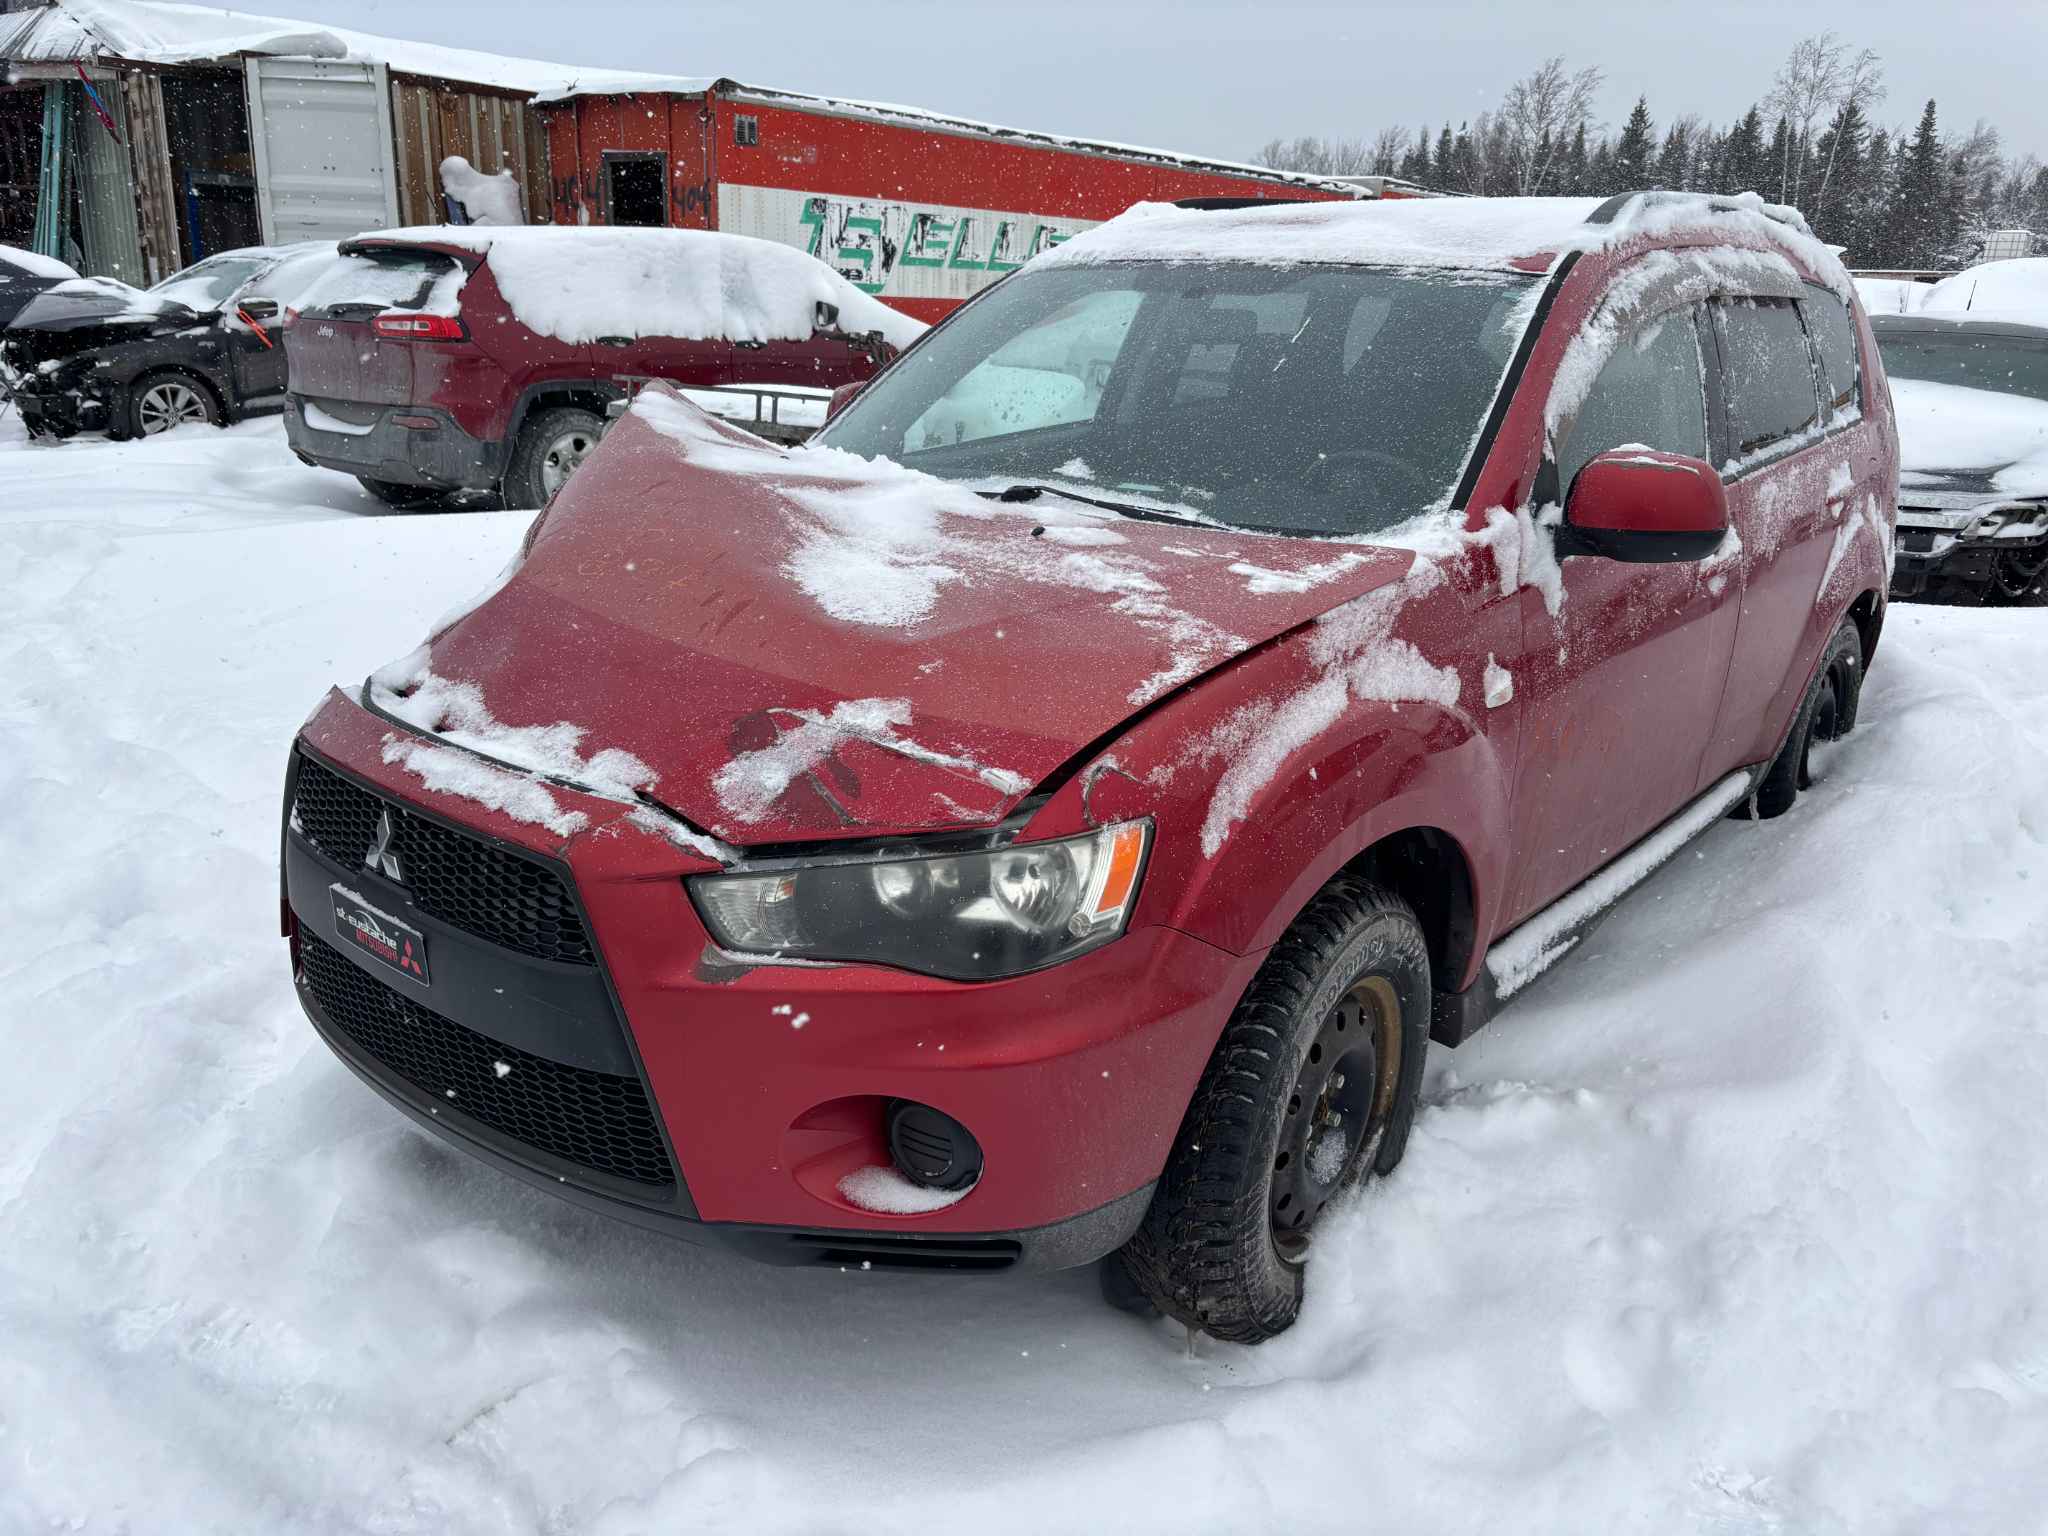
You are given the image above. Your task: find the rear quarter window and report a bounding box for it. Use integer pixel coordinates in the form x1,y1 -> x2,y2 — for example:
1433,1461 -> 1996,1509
1712,298 -> 1822,461
1800,287 -> 1862,422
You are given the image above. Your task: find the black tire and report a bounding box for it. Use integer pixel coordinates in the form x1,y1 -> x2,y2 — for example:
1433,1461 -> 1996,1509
125,371 -> 220,437
501,406 -> 603,512
1750,615 -> 1864,816
1114,876 -> 1430,1344
355,476 -> 444,510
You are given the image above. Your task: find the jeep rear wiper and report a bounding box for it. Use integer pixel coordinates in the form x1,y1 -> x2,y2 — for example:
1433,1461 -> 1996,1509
976,482 -> 1209,527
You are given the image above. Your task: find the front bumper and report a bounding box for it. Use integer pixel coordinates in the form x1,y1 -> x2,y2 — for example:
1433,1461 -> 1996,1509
1892,506 -> 2048,601
284,699 -> 1251,1270
10,378 -> 110,435
284,396 -> 499,492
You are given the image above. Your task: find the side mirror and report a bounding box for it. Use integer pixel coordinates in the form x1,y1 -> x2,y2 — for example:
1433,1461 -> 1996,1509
825,380 -> 864,422
238,298 -> 280,320
814,300 -> 840,332
1561,448 -> 1728,563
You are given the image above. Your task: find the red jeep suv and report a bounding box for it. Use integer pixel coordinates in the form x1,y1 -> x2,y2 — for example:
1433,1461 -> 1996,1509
281,227 -> 922,509
281,192 -> 1896,1342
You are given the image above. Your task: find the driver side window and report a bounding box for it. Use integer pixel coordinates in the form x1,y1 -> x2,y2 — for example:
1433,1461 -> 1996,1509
1559,307 -> 1710,496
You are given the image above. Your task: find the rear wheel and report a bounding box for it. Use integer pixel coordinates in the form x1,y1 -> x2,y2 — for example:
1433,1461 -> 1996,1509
501,407 -> 603,511
354,476 -> 444,511
1751,615 -> 1863,815
1113,877 -> 1430,1344
127,372 -> 219,437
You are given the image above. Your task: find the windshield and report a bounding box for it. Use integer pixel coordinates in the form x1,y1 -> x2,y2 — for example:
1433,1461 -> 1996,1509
814,262 -> 1537,536
149,254 -> 273,312
1878,330 -> 2048,404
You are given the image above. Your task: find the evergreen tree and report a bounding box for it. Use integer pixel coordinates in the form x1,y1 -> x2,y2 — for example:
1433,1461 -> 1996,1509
1435,125 -> 1455,187
1654,121 -> 1691,190
1886,100 -> 1946,268
1808,100 -> 1866,253
1563,123 -> 1590,194
1612,97 -> 1656,192
1766,115 -> 1795,200
1719,107 -> 1768,196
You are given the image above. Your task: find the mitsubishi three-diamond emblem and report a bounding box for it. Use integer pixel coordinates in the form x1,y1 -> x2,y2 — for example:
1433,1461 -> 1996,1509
363,808 -> 405,884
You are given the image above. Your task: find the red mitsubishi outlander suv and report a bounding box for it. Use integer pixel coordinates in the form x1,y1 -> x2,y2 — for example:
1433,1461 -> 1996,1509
282,192 -> 1897,1342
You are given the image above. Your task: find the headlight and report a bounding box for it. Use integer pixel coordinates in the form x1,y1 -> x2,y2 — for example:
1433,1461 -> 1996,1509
689,819 -> 1150,980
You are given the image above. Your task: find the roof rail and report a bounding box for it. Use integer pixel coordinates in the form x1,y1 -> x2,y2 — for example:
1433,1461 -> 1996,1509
1585,190 -> 1808,232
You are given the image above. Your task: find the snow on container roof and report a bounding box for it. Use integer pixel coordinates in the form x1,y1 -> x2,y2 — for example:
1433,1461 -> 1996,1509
349,225 -> 927,351
530,76 -> 1362,196
1,0 -> 659,95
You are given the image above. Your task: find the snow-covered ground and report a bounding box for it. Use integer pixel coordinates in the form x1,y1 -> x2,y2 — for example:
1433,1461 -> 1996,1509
3,413 -> 2046,1533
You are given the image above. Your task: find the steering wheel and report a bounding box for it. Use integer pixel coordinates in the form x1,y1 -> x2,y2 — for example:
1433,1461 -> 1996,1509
1300,446 -> 1439,507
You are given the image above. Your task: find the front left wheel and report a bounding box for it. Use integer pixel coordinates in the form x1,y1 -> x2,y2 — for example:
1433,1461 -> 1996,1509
126,372 -> 220,437
1113,876 -> 1430,1344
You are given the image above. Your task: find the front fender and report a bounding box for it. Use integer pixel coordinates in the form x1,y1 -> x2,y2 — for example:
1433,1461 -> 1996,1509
1022,601 -> 1517,985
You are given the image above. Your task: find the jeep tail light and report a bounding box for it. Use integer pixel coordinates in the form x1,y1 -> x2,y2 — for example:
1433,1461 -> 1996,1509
372,312 -> 466,342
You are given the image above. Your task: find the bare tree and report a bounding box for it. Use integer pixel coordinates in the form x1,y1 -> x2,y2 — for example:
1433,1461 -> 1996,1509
1499,57 -> 1604,195
1369,126 -> 1407,177
1768,32 -> 1885,206
1252,135 -> 1379,178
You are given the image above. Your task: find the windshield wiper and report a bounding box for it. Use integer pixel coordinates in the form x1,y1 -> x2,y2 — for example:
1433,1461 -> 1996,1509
977,482 -> 1208,527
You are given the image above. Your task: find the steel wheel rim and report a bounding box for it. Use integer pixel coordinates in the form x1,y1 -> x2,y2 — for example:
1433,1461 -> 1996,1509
1272,973 -> 1402,1263
538,429 -> 596,496
139,382 -> 206,434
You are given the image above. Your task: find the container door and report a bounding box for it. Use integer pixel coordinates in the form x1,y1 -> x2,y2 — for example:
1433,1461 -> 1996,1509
244,58 -> 400,245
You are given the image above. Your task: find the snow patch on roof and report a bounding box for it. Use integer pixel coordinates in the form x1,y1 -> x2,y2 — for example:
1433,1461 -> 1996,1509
360,226 -> 924,351
0,244 -> 79,281
17,0 -> 663,95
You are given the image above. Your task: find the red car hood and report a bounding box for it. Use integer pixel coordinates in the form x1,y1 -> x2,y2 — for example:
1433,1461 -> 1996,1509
379,390 -> 1419,846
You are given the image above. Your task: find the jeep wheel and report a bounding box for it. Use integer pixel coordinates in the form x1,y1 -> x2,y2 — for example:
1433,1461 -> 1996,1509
502,407 -> 603,511
1113,876 -> 1430,1344
128,373 -> 219,437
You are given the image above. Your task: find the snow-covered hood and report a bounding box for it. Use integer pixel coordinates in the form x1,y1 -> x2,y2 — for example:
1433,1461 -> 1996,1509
374,389 -> 1422,847
1891,377 -> 2048,502
4,275 -> 188,333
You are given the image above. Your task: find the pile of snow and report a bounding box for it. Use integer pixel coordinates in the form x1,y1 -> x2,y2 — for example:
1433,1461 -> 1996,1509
438,156 -> 525,227
1854,275 -> 1929,315
7,415 -> 2048,1532
1922,256 -> 2048,320
837,1166 -> 974,1215
363,226 -> 925,350
0,243 -> 79,281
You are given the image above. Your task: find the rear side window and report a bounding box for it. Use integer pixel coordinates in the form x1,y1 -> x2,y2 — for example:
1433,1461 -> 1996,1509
296,250 -> 462,317
1559,307 -> 1710,494
1713,298 -> 1821,460
1801,287 -> 1862,420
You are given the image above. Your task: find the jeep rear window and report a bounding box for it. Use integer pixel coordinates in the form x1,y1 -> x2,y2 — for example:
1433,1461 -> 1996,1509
296,250 -> 463,318
815,262 -> 1539,537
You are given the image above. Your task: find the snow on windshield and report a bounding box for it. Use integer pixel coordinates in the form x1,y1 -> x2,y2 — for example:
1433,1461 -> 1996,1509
363,227 -> 925,350
150,255 -> 272,311
1888,377 -> 2048,493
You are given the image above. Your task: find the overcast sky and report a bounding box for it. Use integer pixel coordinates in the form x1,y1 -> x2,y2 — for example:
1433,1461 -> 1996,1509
305,0 -> 2047,165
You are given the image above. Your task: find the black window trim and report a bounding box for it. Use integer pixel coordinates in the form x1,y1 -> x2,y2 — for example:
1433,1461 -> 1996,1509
1708,294 -> 1828,481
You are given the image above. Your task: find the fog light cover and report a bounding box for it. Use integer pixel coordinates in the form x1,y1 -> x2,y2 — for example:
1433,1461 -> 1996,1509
888,1099 -> 982,1191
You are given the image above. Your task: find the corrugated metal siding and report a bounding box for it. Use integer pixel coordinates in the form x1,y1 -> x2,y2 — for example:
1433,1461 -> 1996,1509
389,76 -> 544,224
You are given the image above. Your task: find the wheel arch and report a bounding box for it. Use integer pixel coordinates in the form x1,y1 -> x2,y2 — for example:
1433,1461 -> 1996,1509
1343,825 -> 1479,1001
1847,586 -> 1885,667
504,380 -> 622,459
122,364 -> 227,433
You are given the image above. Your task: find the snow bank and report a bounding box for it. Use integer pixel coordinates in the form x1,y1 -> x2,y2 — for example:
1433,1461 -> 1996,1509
1922,256 -> 2048,320
438,156 -> 524,227
9,417 -> 2048,1533
1853,276 -> 1928,315
367,227 -> 925,351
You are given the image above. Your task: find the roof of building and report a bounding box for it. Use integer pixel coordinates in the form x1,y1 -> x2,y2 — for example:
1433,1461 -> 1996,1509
0,0 -> 656,94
